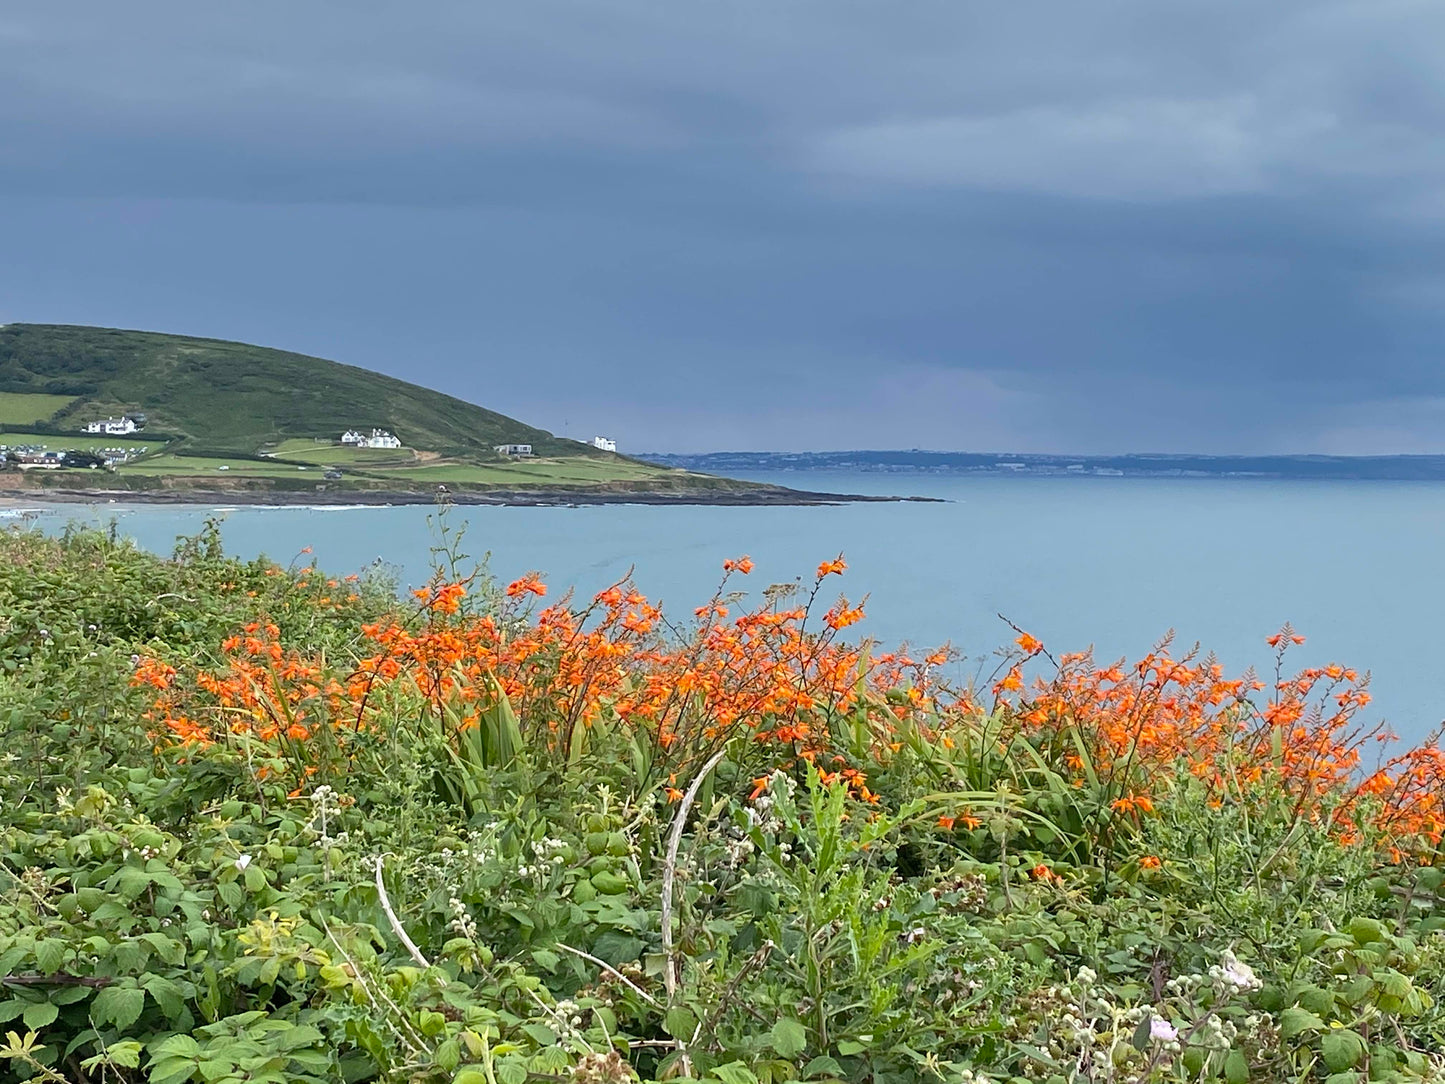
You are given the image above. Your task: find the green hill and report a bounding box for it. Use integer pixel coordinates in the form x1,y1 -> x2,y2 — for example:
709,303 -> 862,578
0,323 -> 583,457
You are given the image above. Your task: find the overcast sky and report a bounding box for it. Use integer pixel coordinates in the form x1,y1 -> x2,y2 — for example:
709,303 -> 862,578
4,2 -> 1445,453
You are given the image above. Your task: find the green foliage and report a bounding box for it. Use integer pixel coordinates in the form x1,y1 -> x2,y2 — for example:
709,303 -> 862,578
0,524 -> 1442,1083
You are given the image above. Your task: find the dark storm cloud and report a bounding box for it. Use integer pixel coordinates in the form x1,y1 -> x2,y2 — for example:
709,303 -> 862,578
3,1 -> 1445,451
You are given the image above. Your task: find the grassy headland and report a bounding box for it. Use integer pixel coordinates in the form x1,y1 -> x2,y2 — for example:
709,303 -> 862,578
0,522 -> 1441,1083
0,325 -> 839,505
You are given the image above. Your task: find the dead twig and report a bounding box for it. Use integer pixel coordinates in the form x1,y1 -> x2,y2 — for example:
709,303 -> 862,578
554,942 -> 661,1008
373,854 -> 430,967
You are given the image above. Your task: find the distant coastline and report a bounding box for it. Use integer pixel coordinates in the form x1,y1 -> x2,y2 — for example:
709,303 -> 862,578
638,449 -> 1445,482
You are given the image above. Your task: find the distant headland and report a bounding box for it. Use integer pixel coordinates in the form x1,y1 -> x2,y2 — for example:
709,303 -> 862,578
0,324 -> 895,507
639,448 -> 1445,482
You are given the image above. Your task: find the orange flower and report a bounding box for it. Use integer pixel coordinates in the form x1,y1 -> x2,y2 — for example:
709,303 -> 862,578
1015,632 -> 1043,656
937,814 -> 956,830
505,576 -> 547,598
1139,855 -> 1162,870
749,775 -> 770,800
722,556 -> 755,574
824,604 -> 865,631
817,556 -> 847,578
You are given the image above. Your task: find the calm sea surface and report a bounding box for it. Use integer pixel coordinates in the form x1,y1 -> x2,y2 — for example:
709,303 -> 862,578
14,470 -> 1445,747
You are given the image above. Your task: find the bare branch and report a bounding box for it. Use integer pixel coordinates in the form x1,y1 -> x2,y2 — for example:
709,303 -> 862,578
554,942 -> 661,1007
373,854 -> 430,967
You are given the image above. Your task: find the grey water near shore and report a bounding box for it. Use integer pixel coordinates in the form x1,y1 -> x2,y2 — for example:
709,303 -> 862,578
15,469 -> 1445,748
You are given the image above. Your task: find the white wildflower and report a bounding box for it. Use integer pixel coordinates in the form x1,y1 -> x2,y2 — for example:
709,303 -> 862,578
1150,1017 -> 1179,1042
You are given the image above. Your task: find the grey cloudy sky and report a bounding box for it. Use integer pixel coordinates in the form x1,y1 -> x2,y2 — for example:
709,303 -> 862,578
4,1 -> 1445,452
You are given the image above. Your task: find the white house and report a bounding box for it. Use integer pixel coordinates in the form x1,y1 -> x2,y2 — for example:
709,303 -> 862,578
591,436 -> 618,452
340,428 -> 402,449
83,417 -> 138,436
495,443 -> 533,457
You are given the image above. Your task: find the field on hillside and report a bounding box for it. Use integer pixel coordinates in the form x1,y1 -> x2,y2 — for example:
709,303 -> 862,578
118,454 -> 324,478
0,522 -> 1442,1084
0,392 -> 77,425
266,439 -> 423,468
117,441 -> 684,488
367,457 -> 679,485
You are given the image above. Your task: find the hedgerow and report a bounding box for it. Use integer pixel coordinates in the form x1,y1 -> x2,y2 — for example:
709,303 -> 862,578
0,514 -> 1442,1084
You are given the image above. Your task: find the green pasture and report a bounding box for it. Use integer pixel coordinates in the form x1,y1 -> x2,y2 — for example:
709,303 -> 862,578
0,428 -> 159,451
0,391 -> 77,425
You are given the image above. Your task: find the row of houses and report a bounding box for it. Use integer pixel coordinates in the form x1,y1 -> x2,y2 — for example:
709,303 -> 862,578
329,432 -> 622,460
3,440 -> 149,468
495,436 -> 618,458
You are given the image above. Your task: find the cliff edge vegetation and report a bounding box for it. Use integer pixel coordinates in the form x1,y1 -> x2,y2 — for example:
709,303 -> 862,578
0,520 -> 1442,1084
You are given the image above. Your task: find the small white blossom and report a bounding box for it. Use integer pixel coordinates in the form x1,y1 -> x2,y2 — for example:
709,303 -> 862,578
234,854 -> 253,871
1215,951 -> 1261,992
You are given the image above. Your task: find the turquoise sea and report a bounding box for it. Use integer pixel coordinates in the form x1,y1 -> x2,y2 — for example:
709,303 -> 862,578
15,470 -> 1445,748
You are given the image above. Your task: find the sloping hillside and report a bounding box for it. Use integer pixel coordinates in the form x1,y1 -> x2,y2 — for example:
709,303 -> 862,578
0,324 -> 582,457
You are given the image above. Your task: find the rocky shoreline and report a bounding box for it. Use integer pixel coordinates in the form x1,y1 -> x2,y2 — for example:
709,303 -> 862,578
1,484 -> 939,509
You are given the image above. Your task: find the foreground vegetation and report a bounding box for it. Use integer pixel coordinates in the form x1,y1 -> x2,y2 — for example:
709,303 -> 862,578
1,517 -> 1442,1084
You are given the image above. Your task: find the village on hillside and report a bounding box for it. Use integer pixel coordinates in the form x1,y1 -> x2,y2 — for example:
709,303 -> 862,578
0,411 -> 152,471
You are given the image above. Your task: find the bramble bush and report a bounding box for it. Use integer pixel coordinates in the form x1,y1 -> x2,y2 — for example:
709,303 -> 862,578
0,512 -> 1442,1084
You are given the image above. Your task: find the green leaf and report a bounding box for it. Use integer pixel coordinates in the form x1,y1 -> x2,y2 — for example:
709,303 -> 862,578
835,1040 -> 867,1057
143,976 -> 187,1019
1223,1047 -> 1249,1084
85,1039 -> 143,1070
286,1050 -> 333,1071
453,1072 -> 489,1084
712,1062 -> 760,1084
802,1055 -> 843,1079
770,1018 -> 807,1058
93,986 -> 146,1031
1278,1007 -> 1326,1038
495,1055 -> 529,1084
663,1006 -> 697,1040
1130,1017 -> 1151,1052
1347,917 -> 1387,945
33,940 -> 67,975
148,1056 -> 200,1084
148,1035 -> 202,1059
591,931 -> 644,966
520,1023 -> 555,1047
1320,1029 -> 1365,1072
22,1002 -> 58,1029
434,1040 -> 461,1072
1296,986 -> 1336,1015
